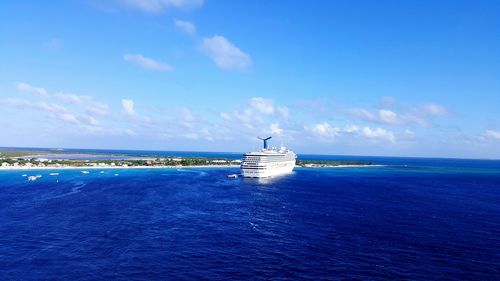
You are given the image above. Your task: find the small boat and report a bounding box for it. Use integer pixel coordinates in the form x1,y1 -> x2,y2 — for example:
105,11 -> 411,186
28,176 -> 38,181
49,173 -> 59,176
227,174 -> 239,179
81,171 -> 90,174
21,174 -> 27,177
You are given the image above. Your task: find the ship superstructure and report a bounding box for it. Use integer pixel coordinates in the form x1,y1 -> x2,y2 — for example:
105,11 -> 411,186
240,137 -> 297,178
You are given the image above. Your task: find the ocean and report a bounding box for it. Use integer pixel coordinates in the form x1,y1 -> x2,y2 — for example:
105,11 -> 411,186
0,154 -> 499,280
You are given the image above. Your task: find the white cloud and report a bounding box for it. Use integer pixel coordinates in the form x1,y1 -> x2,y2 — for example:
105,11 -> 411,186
404,129 -> 415,137
121,0 -> 203,13
174,19 -> 196,35
378,109 -> 399,124
201,35 -> 251,70
78,115 -> 99,127
120,99 -> 151,125
52,112 -> 80,124
350,108 -> 404,125
269,123 -> 283,136
86,102 -> 109,117
349,108 -> 426,126
38,102 -> 101,127
277,106 -> 290,119
176,107 -> 194,121
249,97 -> 274,115
348,100 -> 450,128
223,97 -> 290,131
124,54 -> 173,72
306,122 -> 396,143
220,112 -> 231,120
0,98 -> 32,108
16,82 -> 47,96
183,132 -> 198,139
54,92 -> 91,104
121,99 -> 136,117
360,127 -> 395,143
43,38 -> 63,50
0,98 -> 101,128
484,130 -> 500,140
55,92 -> 109,117
343,124 -> 360,133
422,103 -> 450,116
306,122 -> 341,139
176,107 -> 195,128
38,102 -> 67,114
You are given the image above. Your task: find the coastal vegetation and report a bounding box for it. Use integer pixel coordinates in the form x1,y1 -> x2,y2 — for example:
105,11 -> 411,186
0,156 -> 239,168
295,159 -> 373,167
0,148 -> 374,169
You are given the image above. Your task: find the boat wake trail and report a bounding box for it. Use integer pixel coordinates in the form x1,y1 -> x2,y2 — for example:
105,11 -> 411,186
42,182 -> 87,200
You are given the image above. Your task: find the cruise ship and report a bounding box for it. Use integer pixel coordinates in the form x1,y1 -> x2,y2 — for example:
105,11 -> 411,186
241,137 -> 297,178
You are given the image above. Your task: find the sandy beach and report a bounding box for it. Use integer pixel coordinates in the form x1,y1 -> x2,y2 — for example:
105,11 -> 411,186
0,164 -> 385,171
0,165 -> 240,171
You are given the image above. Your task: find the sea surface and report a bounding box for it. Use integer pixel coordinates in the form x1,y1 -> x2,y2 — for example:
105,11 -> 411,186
1,154 -> 499,280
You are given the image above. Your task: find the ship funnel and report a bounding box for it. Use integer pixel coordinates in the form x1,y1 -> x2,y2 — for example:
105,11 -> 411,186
257,136 -> 272,149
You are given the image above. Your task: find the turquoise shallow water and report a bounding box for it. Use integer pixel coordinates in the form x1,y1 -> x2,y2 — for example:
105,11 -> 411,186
0,157 -> 499,280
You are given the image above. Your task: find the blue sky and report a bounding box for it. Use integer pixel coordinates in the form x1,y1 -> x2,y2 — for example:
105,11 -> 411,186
1,0 -> 499,158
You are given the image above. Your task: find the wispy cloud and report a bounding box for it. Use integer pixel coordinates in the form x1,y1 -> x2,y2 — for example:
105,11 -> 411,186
305,122 -> 396,143
348,100 -> 450,127
124,54 -> 173,72
277,106 -> 290,119
249,97 -> 274,115
121,0 -> 203,13
55,92 -> 109,117
305,122 -> 341,139
201,35 -> 251,70
54,92 -> 91,104
422,103 -> 450,116
357,126 -> 396,143
174,19 -> 196,35
223,97 -> 288,129
0,98 -> 99,127
219,112 -> 231,120
86,102 -> 109,117
121,99 -> 151,125
484,130 -> 500,140
269,123 -> 284,136
16,82 -> 47,96
42,38 -> 63,50
121,99 -> 136,117
348,108 -> 425,126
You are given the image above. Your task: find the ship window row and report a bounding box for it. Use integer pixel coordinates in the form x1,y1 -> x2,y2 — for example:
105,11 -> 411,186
243,157 -> 294,162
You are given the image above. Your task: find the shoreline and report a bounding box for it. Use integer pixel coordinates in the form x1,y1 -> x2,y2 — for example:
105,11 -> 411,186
0,165 -> 240,171
299,164 -> 384,168
0,164 -> 383,171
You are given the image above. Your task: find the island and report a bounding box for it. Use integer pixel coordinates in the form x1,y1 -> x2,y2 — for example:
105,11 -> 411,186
295,159 -> 374,168
0,148 -> 375,170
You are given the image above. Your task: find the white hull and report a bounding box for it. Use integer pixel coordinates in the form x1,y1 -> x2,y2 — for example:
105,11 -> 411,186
241,138 -> 296,178
241,161 -> 295,178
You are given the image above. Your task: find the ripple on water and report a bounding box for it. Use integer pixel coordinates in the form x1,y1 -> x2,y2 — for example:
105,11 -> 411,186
0,163 -> 499,280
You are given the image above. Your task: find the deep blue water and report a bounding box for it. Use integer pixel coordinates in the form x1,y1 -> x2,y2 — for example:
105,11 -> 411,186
1,157 -> 500,280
